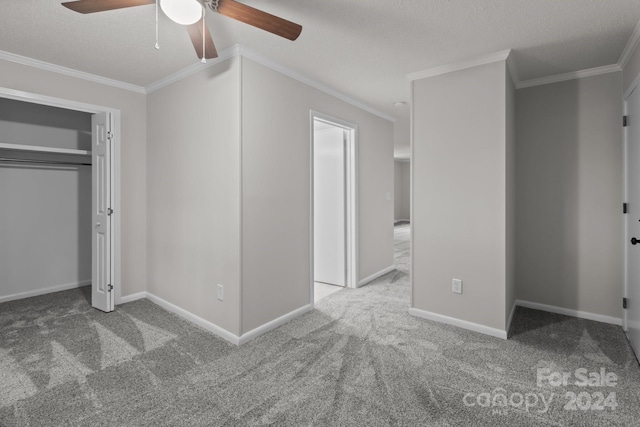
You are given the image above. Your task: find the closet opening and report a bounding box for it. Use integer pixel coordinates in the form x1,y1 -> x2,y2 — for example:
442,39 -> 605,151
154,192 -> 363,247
0,88 -> 120,313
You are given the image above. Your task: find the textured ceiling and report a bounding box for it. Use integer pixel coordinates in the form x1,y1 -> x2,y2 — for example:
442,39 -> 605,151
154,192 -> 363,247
1,0 -> 640,158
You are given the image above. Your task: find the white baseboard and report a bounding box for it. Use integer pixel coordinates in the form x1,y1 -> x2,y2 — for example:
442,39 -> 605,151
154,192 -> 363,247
409,307 -> 508,339
238,304 -> 313,345
118,292 -> 147,304
144,292 -> 240,345
133,292 -> 312,346
0,280 -> 91,304
515,300 -> 622,326
358,265 -> 396,287
506,300 -> 517,336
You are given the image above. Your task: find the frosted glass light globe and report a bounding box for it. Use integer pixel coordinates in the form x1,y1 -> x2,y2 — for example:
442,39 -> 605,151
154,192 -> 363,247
161,0 -> 202,25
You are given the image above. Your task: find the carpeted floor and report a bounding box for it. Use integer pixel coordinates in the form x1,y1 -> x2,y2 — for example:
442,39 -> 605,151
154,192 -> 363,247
1,223 -> 640,426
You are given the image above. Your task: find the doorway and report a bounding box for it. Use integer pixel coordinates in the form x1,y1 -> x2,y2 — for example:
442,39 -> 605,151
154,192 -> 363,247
311,111 -> 357,304
625,82 -> 640,358
0,87 -> 120,312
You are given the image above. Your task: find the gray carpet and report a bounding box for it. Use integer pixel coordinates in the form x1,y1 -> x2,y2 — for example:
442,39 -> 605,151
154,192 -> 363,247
2,223 -> 640,426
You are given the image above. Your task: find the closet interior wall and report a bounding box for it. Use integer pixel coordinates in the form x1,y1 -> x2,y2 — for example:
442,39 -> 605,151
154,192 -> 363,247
0,98 -> 92,302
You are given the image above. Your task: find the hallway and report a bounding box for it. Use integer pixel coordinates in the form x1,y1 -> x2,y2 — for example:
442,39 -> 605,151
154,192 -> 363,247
315,222 -> 410,302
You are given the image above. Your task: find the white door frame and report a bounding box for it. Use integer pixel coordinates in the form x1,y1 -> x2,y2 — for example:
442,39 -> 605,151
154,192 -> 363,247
0,87 -> 122,306
310,111 -> 358,306
623,75 -> 640,333
624,88 -> 631,333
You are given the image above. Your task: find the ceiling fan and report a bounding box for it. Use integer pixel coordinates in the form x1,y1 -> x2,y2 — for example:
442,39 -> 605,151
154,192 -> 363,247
61,0 -> 302,61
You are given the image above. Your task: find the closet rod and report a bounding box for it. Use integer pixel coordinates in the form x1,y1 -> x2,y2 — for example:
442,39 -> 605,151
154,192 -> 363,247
0,157 -> 92,166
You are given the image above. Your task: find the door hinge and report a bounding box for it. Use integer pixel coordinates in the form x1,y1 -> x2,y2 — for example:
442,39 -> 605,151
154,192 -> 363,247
623,297 -> 628,309
623,116 -> 629,127
107,284 -> 113,292
107,208 -> 114,216
107,131 -> 114,140
624,203 -> 628,214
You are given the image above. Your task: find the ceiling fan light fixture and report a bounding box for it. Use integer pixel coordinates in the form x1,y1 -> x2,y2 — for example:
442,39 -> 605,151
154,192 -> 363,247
160,0 -> 202,25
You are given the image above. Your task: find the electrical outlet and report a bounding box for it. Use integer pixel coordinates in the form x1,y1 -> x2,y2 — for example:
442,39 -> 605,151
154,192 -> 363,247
217,284 -> 224,301
452,279 -> 462,294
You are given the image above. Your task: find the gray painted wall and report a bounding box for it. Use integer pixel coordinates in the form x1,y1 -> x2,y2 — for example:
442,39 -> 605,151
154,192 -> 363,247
515,72 -> 623,319
0,99 -> 92,299
394,160 -> 410,221
0,58 -> 148,298
241,57 -> 394,333
0,98 -> 91,150
394,161 -> 402,220
145,55 -> 393,337
506,72 -> 516,325
412,60 -> 510,332
146,57 -> 242,335
624,41 -> 640,94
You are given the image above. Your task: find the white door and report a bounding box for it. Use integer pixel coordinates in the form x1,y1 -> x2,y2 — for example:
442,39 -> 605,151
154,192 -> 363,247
627,86 -> 640,356
314,124 -> 346,287
91,112 -> 113,312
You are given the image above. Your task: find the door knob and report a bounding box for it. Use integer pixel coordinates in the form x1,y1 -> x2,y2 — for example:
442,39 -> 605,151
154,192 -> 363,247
96,222 -> 101,227
632,237 -> 640,245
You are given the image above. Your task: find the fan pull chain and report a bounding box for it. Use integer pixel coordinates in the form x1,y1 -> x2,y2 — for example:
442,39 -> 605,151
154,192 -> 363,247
154,0 -> 159,49
201,7 -> 206,63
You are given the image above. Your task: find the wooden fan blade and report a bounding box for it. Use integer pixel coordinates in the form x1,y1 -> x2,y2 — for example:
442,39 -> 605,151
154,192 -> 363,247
62,0 -> 154,14
217,0 -> 302,41
186,19 -> 218,59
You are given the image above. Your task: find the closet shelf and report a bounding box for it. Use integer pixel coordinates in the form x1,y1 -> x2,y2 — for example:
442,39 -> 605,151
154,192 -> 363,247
0,142 -> 91,156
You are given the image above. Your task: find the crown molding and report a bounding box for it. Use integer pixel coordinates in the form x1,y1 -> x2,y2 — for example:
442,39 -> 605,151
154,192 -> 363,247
144,45 -> 240,94
516,19 -> 638,90
144,44 -> 395,122
407,49 -> 512,81
144,44 -> 396,122
405,46 -> 626,91
619,19 -> 640,69
505,52 -> 519,87
516,64 -> 622,89
236,45 -> 396,122
0,46 -> 394,122
0,50 -> 146,94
